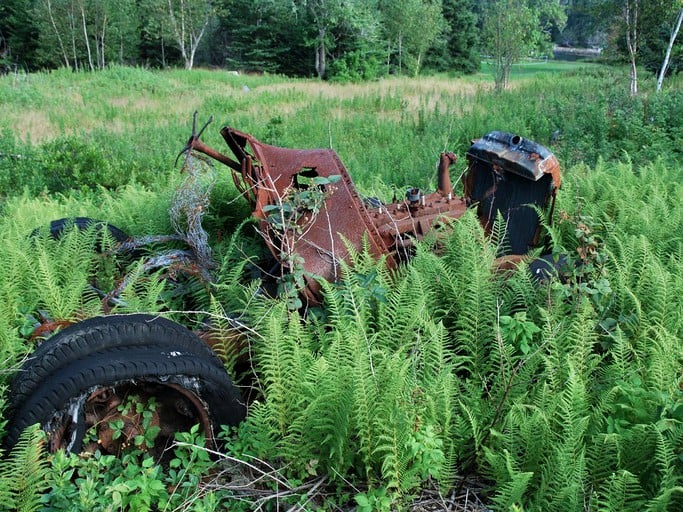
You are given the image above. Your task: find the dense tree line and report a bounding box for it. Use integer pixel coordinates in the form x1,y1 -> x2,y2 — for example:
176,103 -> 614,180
0,0 -> 681,85
0,0 -> 479,77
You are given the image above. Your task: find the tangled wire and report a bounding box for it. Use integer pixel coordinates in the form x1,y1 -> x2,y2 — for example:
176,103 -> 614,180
171,152 -> 217,272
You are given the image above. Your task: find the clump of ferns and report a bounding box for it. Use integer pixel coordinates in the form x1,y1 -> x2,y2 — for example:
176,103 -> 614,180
233,247 -> 457,502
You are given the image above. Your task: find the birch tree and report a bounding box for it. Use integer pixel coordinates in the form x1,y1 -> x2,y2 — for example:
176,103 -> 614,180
624,0 -> 639,96
165,0 -> 215,69
39,0 -> 72,68
656,5 -> 683,92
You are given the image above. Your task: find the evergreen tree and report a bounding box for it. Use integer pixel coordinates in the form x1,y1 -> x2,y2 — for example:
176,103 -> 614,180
426,0 -> 479,74
0,0 -> 39,71
217,0 -> 311,75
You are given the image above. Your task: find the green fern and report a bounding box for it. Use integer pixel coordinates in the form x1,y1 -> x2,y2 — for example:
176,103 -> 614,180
596,470 -> 647,512
535,367 -> 590,511
28,224 -> 106,320
0,424 -> 48,512
485,448 -> 533,511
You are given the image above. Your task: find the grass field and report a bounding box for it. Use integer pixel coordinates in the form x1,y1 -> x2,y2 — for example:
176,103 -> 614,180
0,63 -> 681,511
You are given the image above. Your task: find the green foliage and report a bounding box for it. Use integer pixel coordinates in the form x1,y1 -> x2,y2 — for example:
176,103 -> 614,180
482,0 -> 567,90
231,250 -> 457,505
0,424 -> 49,512
500,312 -> 541,355
41,425 -> 230,511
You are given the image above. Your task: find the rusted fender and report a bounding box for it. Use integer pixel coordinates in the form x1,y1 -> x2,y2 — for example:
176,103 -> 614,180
221,127 -> 389,303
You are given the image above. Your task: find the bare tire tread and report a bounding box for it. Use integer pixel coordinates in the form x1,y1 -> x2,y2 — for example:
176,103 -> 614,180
4,345 -> 245,451
8,314 -> 224,416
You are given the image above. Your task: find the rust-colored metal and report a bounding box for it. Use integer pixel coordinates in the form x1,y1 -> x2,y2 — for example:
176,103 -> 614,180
186,120 -> 561,304
48,382 -> 214,459
464,131 -> 560,255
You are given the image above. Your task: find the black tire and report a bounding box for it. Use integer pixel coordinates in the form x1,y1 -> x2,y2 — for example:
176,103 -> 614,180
6,314 -> 226,419
3,344 -> 246,455
528,253 -> 568,283
32,217 -> 130,245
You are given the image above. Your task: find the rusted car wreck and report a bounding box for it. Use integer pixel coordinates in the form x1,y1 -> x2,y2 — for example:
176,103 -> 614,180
2,116 -> 561,456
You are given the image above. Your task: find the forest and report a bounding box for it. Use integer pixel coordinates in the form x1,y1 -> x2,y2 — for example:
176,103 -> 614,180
1,1 -> 682,86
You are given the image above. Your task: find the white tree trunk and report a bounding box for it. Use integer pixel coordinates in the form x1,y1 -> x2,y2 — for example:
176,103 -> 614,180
79,0 -> 94,71
69,7 -> 79,70
166,0 -> 210,70
657,7 -> 683,93
167,0 -> 189,68
625,0 -> 639,96
45,0 -> 70,69
99,13 -> 108,69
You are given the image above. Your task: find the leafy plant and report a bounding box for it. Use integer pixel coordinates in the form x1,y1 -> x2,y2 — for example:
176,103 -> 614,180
261,173 -> 342,310
499,311 -> 541,355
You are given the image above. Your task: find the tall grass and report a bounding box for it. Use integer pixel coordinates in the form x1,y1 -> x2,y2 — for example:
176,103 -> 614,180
3,64 -> 682,199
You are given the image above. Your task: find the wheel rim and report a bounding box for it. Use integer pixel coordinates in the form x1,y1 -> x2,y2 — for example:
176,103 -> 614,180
48,380 -> 214,460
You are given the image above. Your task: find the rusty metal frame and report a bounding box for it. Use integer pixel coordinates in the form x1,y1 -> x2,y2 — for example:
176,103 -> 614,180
183,116 -> 561,304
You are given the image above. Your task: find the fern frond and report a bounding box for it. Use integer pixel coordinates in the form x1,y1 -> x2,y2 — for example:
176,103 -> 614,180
372,353 -> 415,493
596,470 -> 647,512
351,332 -> 381,478
643,327 -> 682,395
202,297 -> 248,376
484,448 -> 533,511
296,352 -> 355,473
645,426 -> 682,509
110,261 -> 169,314
255,305 -> 310,435
376,265 -> 431,353
439,215 -> 498,380
27,225 -> 103,319
536,366 -> 590,511
0,424 -> 48,512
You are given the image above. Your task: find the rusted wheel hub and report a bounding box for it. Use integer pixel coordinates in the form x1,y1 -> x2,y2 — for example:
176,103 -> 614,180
49,381 -> 213,461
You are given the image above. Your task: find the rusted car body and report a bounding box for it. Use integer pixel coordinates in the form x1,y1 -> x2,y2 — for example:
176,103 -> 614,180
3,117 -> 561,456
188,123 -> 560,303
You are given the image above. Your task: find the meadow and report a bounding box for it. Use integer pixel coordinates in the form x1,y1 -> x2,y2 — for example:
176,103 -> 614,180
0,62 -> 681,511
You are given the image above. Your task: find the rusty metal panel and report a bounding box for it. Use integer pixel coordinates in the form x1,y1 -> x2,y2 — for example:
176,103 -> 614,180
222,128 -> 389,301
466,131 -> 561,188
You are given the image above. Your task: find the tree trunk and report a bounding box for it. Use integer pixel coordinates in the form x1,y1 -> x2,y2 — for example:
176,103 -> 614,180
161,32 -> 166,68
625,0 -> 639,96
167,0 -> 189,69
69,7 -> 79,71
46,0 -> 70,69
316,28 -> 326,79
99,13 -> 107,69
657,7 -> 683,93
398,32 -> 403,75
79,1 -> 94,71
